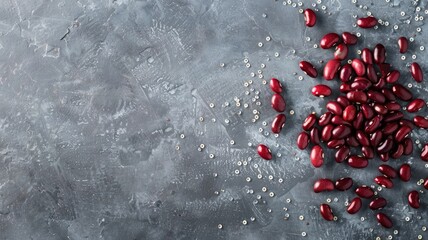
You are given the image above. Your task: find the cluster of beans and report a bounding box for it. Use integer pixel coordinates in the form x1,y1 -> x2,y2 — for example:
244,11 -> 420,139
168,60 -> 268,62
296,9 -> 428,228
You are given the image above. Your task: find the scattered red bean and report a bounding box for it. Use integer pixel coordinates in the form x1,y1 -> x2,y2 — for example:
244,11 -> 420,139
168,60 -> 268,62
369,197 -> 387,210
335,146 -> 350,163
342,32 -> 358,45
302,113 -> 317,131
297,132 -> 310,150
386,70 -> 400,84
343,105 -> 357,122
373,44 -> 386,64
421,144 -> 428,162
348,155 -> 369,169
312,84 -> 332,97
326,101 -> 343,115
374,176 -> 393,188
269,78 -> 283,93
347,197 -> 362,214
320,33 -> 340,49
378,164 -> 396,178
408,191 -> 420,209
272,114 -> 286,134
320,203 -> 334,221
398,37 -> 408,53
271,93 -> 286,112
310,145 -> 324,168
335,177 -> 353,191
257,144 -> 272,160
318,112 -> 333,126
407,98 -> 425,113
340,64 -> 354,82
392,84 -> 412,101
355,186 -> 374,198
376,213 -> 393,228
398,163 -> 411,182
323,59 -> 341,80
410,62 -> 423,83
351,58 -> 366,76
414,116 -> 428,129
310,127 -> 321,145
314,178 -> 335,193
321,124 -> 334,142
361,48 -> 373,64
334,43 -> 348,60
403,138 -> 413,155
299,61 -> 318,78
303,9 -> 317,27
424,178 -> 428,190
357,16 -> 377,28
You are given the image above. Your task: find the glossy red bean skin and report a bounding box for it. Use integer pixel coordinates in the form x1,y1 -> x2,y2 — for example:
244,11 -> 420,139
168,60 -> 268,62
303,9 -> 317,27
392,84 -> 412,101
351,78 -> 371,91
424,178 -> 428,190
320,33 -> 340,49
356,130 -> 370,146
400,119 -> 415,130
407,99 -> 425,113
342,32 -> 358,45
331,116 -> 351,126
351,58 -> 366,76
410,62 -> 423,83
334,43 -> 348,60
366,64 -> 378,83
311,145 -> 324,167
302,113 -> 317,131
332,125 -> 352,139
324,59 -> 341,80
327,139 -> 345,149
365,115 -> 382,134
272,114 -> 286,134
320,204 -> 334,221
370,130 -> 383,147
353,112 -> 364,130
377,136 -> 394,153
326,101 -> 343,115
270,78 -> 283,93
355,186 -> 374,198
361,104 -> 374,120
361,48 -> 373,64
381,89 -> 396,101
321,124 -> 334,142
384,112 -> 404,123
403,138 -> 413,155
347,91 -> 367,103
374,44 -> 386,64
395,125 -> 412,143
414,116 -> 428,129
385,102 -> 401,111
310,127 -> 321,145
393,144 -> 404,159
336,96 -> 350,108
335,177 -> 353,191
362,146 -> 374,159
257,144 -> 272,160
340,83 -> 352,93
335,146 -> 350,163
348,155 -> 369,168
379,164 -> 397,179
357,16 -> 377,28
376,213 -> 393,228
271,94 -> 286,112
311,84 -> 332,97
421,144 -> 428,162
386,70 -> 400,84
370,197 -> 387,210
346,135 -> 360,147
398,37 -> 408,53
297,132 -> 310,150
382,122 -> 399,136
408,191 -> 420,209
347,197 -> 362,214
373,103 -> 388,115
343,105 -> 357,122
318,112 -> 333,126
299,61 -> 318,78
373,77 -> 386,89
398,164 -> 411,182
314,179 -> 334,193
340,64 -> 354,82
379,153 -> 389,162
374,176 -> 393,188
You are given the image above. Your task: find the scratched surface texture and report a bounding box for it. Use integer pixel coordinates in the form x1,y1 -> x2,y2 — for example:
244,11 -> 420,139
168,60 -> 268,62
0,0 -> 428,239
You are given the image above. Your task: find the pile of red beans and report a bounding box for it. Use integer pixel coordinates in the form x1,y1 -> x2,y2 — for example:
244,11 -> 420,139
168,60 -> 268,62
258,8 -> 428,229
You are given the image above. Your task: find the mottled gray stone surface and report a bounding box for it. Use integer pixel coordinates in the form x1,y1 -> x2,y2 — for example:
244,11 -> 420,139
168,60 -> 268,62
0,0 -> 428,239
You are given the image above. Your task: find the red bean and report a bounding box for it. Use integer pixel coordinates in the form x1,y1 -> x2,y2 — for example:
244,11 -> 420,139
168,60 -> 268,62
392,145 -> 405,159
398,37 -> 408,53
343,105 -> 357,122
337,96 -> 350,108
334,43 -> 348,60
403,138 -> 413,155
302,113 -> 317,131
355,186 -> 374,198
314,179 -> 334,193
357,16 -> 377,28
271,93 -> 286,112
342,32 -> 358,45
257,144 -> 272,160
370,197 -> 387,210
374,44 -> 386,64
410,62 -> 423,83
340,64 -> 354,82
424,178 -> 428,189
370,130 -> 383,147
311,145 -> 324,167
272,114 -> 286,134
379,153 -> 389,162
335,146 -> 350,163
311,84 -> 332,97
353,112 -> 364,129
386,70 -> 400,84
373,103 -> 388,115
310,127 -> 321,145
299,61 -> 318,78
351,77 -> 372,90
340,83 -> 352,93
373,77 -> 386,89
323,59 -> 341,80
335,177 -> 353,190
346,135 -> 360,147
361,48 -> 373,64
348,155 -> 369,168
331,116 -> 351,126
382,122 -> 399,136
384,112 -> 404,123
400,119 -> 416,130
297,132 -> 310,150
379,164 -> 397,179
408,191 -> 420,209
321,124 -> 334,142
378,63 -> 391,77
366,64 -> 378,83
392,84 -> 412,101
365,115 -> 382,134
385,102 -> 401,112
347,91 -> 368,103
361,104 -> 375,119
269,78 -> 283,93
303,9 -> 317,27
320,33 -> 340,49
320,203 -> 334,221
332,125 -> 352,139
356,130 -> 370,146
327,139 -> 345,149
326,101 -> 343,115
414,116 -> 428,129
351,58 -> 366,76
377,136 -> 394,153
318,112 -> 333,126
381,88 -> 396,101
407,98 -> 425,113
347,197 -> 362,214
395,125 -> 412,143
362,146 -> 374,159
421,144 -> 428,162
376,213 -> 393,228
398,163 -> 411,182
374,176 -> 393,188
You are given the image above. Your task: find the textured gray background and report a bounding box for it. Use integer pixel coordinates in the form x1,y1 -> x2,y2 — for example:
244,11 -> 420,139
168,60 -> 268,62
0,0 -> 428,239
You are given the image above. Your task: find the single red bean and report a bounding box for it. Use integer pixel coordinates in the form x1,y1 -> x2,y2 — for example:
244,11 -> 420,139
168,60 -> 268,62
407,98 -> 425,113
403,138 -> 413,155
366,64 -> 378,83
347,91 -> 368,103
370,197 -> 387,210
376,213 -> 393,228
332,125 -> 352,139
408,191 -> 420,209
346,135 -> 360,147
310,127 -> 321,145
326,101 -> 343,115
351,77 -> 372,90
374,176 -> 393,188
395,125 -> 412,143
353,112 -> 364,129
377,136 -> 394,153
355,186 -> 374,198
373,103 -> 388,115
297,132 -> 310,150
382,122 -> 399,136
334,43 -> 348,60
320,204 -> 334,221
385,102 -> 401,112
327,139 -> 345,149
381,88 -> 396,101
318,112 -> 333,126
373,77 -> 386,89
342,32 -> 358,45
331,116 -> 351,126
400,119 -> 415,130
421,144 -> 428,162
335,146 -> 350,163
392,84 -> 412,101
351,58 -> 366,76
399,163 -> 411,182
257,144 -> 272,160
356,130 -> 370,146
410,62 -> 423,83
361,48 -> 373,64
365,115 -> 382,134
335,177 -> 353,190
299,61 -> 318,78
424,178 -> 428,190
314,179 -> 334,193
271,93 -> 286,112
323,59 -> 341,80
303,9 -> 317,27
386,70 -> 400,84
379,164 -> 397,178
370,130 -> 383,147
302,113 -> 317,131
337,96 -> 350,108
379,153 -> 389,162
320,33 -> 340,49
340,64 -> 354,82
378,63 -> 391,77
343,105 -> 357,122
272,114 -> 286,134
362,146 -> 374,159
384,112 -> 404,123
398,37 -> 408,53
348,155 -> 369,168
311,145 -> 324,167
347,197 -> 362,214
321,124 -> 334,142
392,144 -> 404,159
312,84 -> 332,97
340,83 -> 352,93
374,44 -> 386,64
361,104 -> 375,119
414,116 -> 428,129
357,16 -> 377,28
270,78 -> 283,93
